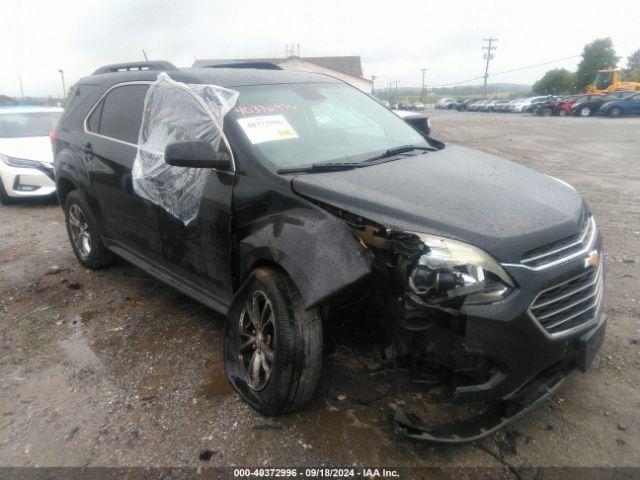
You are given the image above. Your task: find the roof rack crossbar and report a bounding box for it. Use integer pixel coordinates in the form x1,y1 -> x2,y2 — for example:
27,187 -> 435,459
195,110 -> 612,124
92,61 -> 178,75
204,62 -> 283,70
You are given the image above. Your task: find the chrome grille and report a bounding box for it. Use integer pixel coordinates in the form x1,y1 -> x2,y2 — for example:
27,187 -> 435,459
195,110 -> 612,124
529,261 -> 603,336
521,215 -> 594,269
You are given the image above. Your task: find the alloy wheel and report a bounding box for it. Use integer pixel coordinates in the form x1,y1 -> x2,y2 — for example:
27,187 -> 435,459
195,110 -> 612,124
580,107 -> 591,117
68,204 -> 92,259
238,290 -> 276,391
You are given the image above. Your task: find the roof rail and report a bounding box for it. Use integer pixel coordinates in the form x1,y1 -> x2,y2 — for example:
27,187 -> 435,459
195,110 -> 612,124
204,62 -> 283,70
92,61 -> 178,75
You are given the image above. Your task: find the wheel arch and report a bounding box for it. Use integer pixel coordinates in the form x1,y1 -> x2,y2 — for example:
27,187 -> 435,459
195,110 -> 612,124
55,175 -> 77,206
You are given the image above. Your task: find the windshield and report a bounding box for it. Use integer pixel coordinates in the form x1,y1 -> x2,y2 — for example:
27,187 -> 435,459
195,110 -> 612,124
232,83 -> 427,170
0,111 -> 62,138
594,72 -> 613,90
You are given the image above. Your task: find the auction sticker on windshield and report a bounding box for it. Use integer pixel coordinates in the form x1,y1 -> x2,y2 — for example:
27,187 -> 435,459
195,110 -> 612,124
237,115 -> 299,144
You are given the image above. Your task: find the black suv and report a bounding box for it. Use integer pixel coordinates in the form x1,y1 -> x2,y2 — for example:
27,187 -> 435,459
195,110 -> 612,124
53,61 -> 606,442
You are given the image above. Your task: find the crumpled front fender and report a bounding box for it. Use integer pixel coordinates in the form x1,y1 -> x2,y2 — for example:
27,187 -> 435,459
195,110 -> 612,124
239,207 -> 373,309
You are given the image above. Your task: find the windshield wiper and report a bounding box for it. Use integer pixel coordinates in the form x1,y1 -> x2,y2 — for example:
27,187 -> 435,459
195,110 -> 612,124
277,162 -> 364,175
362,145 -> 433,163
277,145 -> 434,175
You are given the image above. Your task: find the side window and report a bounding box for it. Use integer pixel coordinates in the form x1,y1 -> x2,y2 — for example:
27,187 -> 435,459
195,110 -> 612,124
98,84 -> 150,144
86,99 -> 103,133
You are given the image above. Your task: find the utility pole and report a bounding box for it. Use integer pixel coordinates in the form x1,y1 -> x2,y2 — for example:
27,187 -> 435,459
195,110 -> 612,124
394,81 -> 399,105
388,82 -> 393,103
482,37 -> 498,100
18,75 -> 24,100
420,68 -> 428,103
371,75 -> 377,95
57,69 -> 66,99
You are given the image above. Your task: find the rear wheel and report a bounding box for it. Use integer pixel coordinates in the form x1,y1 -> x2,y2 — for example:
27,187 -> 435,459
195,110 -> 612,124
543,107 -> 552,117
609,107 -> 623,118
64,190 -> 116,269
224,267 -> 323,416
558,109 -> 567,117
578,106 -> 591,117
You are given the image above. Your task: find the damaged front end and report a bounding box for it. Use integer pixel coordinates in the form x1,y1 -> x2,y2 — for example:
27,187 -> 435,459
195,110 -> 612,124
317,202 -> 595,443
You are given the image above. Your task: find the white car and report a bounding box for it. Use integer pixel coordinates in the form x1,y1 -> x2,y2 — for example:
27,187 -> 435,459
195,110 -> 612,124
0,106 -> 63,203
434,98 -> 457,109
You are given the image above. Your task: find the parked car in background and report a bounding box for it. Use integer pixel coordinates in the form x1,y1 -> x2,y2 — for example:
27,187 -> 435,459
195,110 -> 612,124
551,95 -> 581,116
468,100 -> 488,111
532,96 -> 561,116
397,100 -> 412,110
572,91 -> 633,117
523,96 -> 552,113
491,100 -> 512,112
598,92 -> 640,117
503,98 -> 530,113
412,102 -> 425,111
0,106 -> 63,204
455,99 -> 479,111
480,99 -> 501,112
380,100 -> 391,109
434,98 -> 456,109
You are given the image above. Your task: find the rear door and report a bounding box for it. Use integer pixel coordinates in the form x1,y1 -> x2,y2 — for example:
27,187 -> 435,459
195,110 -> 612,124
84,82 -> 161,254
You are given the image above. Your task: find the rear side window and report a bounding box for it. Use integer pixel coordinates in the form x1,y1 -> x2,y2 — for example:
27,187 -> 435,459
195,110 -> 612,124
93,84 -> 149,144
86,100 -> 103,132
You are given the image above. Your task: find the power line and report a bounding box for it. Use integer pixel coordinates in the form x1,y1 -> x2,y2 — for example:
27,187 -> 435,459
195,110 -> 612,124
424,54 -> 582,88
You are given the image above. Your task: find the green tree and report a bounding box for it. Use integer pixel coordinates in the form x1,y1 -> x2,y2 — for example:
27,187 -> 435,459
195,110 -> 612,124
625,49 -> 640,82
575,38 -> 619,91
532,69 -> 576,94
628,49 -> 640,70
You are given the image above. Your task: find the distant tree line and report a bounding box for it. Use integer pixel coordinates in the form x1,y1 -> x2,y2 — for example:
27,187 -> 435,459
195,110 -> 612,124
532,38 -> 639,95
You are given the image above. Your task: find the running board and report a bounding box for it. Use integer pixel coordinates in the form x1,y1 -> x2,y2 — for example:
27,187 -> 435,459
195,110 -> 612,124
106,240 -> 230,315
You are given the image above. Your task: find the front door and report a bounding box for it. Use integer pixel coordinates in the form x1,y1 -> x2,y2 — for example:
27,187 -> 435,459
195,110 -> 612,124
156,168 -> 235,304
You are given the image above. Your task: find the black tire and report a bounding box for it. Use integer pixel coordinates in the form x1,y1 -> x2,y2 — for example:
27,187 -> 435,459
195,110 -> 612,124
0,180 -> 16,205
609,107 -> 623,118
558,109 -> 567,117
224,267 -> 323,416
64,190 -> 116,269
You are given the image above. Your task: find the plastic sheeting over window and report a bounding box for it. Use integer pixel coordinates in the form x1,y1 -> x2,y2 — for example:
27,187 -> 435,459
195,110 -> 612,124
132,73 -> 239,224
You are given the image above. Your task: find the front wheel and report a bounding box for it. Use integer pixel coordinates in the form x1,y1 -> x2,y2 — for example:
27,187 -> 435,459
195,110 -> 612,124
609,107 -> 623,118
224,267 -> 323,416
558,109 -> 567,117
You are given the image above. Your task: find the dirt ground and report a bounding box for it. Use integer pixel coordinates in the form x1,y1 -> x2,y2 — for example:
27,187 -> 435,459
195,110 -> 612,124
0,110 -> 638,476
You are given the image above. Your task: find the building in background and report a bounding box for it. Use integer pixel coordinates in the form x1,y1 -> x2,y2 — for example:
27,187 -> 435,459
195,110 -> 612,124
192,56 -> 372,92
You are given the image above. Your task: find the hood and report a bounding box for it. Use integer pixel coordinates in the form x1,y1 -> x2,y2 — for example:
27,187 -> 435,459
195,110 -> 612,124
291,144 -> 585,263
0,136 -> 53,164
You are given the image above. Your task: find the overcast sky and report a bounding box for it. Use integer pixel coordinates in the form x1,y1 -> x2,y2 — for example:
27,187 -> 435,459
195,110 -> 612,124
1,0 -> 638,97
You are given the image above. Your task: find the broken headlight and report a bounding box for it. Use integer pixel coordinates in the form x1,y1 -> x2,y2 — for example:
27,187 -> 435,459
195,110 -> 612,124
408,234 -> 515,305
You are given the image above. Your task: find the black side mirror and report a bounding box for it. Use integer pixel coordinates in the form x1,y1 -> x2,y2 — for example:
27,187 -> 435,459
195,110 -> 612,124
403,114 -> 431,137
164,139 -> 232,170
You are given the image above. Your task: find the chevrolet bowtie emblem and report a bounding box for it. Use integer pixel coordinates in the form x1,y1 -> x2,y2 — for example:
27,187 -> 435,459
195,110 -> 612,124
585,250 -> 600,268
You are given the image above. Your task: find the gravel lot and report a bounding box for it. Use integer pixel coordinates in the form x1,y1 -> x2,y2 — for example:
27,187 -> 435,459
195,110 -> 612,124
1,109 -> 639,475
